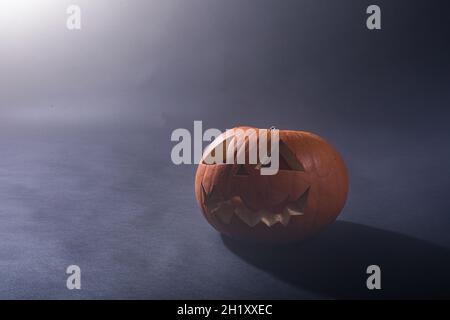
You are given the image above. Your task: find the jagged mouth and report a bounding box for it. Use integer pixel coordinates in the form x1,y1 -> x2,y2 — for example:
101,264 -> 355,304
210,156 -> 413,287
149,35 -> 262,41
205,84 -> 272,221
201,184 -> 309,227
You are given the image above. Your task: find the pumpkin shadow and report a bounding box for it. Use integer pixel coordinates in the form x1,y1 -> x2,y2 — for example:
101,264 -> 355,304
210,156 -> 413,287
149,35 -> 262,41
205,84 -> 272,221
222,221 -> 450,299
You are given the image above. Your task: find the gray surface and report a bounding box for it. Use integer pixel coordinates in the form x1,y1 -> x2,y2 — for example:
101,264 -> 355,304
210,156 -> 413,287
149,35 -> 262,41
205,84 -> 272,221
0,125 -> 318,299
0,123 -> 449,299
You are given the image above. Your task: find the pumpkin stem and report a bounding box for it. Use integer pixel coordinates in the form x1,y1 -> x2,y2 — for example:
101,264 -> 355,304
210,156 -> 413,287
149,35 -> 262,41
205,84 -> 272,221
269,126 -> 276,130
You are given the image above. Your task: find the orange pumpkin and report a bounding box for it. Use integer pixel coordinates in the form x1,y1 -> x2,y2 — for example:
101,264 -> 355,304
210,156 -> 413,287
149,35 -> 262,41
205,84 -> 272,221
194,127 -> 348,243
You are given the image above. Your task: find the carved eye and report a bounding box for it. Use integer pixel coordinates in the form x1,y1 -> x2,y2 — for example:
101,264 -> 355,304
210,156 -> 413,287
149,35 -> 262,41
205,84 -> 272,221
278,140 -> 305,171
256,140 -> 305,171
201,136 -> 231,165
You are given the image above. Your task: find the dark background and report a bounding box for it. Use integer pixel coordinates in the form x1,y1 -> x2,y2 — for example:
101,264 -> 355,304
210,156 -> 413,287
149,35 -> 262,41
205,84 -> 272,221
0,0 -> 449,298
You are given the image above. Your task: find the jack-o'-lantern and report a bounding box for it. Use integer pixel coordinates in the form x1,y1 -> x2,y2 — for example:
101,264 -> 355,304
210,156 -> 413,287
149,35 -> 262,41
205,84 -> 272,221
194,126 -> 348,243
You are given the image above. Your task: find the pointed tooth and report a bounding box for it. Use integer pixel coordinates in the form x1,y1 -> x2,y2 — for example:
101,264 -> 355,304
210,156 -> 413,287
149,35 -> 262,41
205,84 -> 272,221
273,214 -> 286,225
212,202 -> 234,224
285,205 -> 304,216
261,217 -> 277,227
235,205 -> 260,227
280,209 -> 291,226
260,211 -> 278,227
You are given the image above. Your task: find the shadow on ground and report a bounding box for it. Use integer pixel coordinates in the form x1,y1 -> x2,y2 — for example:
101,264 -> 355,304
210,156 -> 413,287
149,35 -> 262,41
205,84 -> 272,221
222,221 -> 450,299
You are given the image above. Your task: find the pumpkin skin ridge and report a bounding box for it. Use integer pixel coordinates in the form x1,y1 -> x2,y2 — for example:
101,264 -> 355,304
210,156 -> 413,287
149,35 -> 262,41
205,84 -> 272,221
280,130 -> 349,230
194,126 -> 348,243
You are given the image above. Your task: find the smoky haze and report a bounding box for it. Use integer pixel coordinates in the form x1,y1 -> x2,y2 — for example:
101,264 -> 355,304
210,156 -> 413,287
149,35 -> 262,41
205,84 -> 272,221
2,0 -> 448,131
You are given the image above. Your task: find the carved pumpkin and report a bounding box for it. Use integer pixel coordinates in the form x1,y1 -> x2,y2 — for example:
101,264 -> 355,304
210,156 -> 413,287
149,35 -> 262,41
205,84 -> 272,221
194,126 -> 348,243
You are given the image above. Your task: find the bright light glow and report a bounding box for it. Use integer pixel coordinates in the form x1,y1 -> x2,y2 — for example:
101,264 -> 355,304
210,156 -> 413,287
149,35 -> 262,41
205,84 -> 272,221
0,0 -> 57,32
